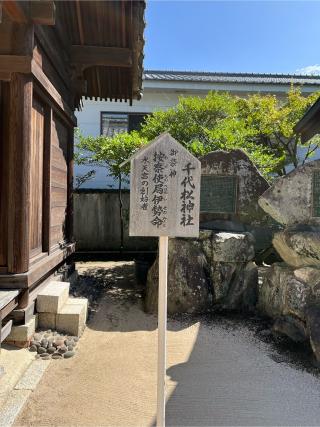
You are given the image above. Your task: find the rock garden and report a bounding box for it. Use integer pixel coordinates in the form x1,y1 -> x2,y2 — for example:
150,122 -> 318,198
29,330 -> 79,360
145,150 -> 320,365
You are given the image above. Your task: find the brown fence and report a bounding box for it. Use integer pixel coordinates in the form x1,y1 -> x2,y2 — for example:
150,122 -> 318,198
73,190 -> 157,252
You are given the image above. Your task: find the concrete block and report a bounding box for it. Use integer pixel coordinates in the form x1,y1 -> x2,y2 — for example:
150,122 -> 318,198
5,316 -> 36,342
36,281 -> 70,313
37,312 -> 56,330
56,298 -> 88,337
10,301 -> 35,325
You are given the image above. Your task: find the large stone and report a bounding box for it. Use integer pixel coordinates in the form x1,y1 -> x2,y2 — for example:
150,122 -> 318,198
200,150 -> 270,226
56,298 -> 88,337
258,159 -> 320,226
37,281 -> 70,313
258,264 -> 289,318
294,266 -> 320,287
273,230 -> 320,268
145,238 -> 212,314
258,263 -> 314,321
145,231 -> 258,314
272,316 -> 307,343
306,305 -> 320,362
200,230 -> 255,262
210,261 -> 258,311
37,313 -> 56,331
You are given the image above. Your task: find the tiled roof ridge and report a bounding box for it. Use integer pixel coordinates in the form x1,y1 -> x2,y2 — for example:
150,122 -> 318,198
144,69 -> 320,79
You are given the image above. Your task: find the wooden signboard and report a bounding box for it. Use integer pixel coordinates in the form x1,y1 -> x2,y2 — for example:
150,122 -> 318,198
123,133 -> 200,427
129,133 -> 201,237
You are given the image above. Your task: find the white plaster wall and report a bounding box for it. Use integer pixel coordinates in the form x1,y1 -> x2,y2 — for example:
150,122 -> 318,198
75,81 -> 320,188
75,90 -> 189,188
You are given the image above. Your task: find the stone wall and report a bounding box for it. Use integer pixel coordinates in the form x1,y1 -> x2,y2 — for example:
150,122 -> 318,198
258,160 -> 320,362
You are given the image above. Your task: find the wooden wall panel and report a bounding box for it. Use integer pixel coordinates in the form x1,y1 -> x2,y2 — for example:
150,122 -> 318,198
29,97 -> 45,257
50,114 -> 68,248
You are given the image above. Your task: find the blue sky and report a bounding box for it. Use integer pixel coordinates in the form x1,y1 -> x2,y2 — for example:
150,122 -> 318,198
144,1 -> 320,75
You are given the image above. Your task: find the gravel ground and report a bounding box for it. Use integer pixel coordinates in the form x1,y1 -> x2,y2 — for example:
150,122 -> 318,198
14,261 -> 320,427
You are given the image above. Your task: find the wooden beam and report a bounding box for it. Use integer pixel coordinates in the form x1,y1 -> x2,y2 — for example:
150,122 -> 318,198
0,71 -> 11,81
3,1 -> 55,25
7,73 -> 32,273
30,1 -> 55,26
31,59 -> 76,125
0,55 -> 31,73
2,1 -> 28,23
71,45 -> 132,68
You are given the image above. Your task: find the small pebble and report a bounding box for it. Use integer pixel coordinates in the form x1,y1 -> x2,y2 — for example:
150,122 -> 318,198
55,339 -> 65,347
63,351 -> 75,359
41,355 -> 50,360
41,339 -> 49,348
40,353 -> 49,358
58,346 -> 67,354
35,354 -> 41,359
52,353 -> 63,359
65,340 -> 74,347
29,345 -> 37,352
33,333 -> 42,341
47,347 -> 55,354
67,345 -> 74,351
37,346 -> 47,354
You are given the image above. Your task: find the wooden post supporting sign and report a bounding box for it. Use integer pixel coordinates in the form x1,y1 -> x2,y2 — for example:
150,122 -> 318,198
123,132 -> 201,427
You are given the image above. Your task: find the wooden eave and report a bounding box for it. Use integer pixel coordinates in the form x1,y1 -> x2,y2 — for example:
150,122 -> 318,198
295,98 -> 320,143
0,0 -> 145,108
58,0 -> 145,106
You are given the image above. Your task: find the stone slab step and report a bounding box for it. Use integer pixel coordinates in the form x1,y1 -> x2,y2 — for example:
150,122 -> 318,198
56,298 -> 88,337
9,301 -> 35,326
38,297 -> 88,337
1,320 -> 12,343
5,315 -> 36,346
36,281 -> 70,314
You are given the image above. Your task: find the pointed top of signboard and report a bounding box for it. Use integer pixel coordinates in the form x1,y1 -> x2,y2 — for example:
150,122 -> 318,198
120,132 -> 194,168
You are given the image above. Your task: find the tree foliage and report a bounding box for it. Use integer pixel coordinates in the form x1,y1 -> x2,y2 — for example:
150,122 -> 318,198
75,87 -> 320,183
75,130 -> 148,186
139,87 -> 320,177
74,130 -> 148,251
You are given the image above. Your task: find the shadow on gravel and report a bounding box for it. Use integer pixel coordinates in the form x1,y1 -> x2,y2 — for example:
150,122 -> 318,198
71,261 -> 320,375
70,261 -> 320,426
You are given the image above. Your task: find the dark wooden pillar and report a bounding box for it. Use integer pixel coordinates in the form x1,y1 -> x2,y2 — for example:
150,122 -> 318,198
7,73 -> 33,273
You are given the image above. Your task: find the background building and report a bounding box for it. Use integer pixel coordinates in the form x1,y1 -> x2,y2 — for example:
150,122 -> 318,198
76,70 -> 320,188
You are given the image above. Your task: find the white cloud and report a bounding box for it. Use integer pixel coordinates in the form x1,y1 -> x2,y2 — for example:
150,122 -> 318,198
295,65 -> 320,75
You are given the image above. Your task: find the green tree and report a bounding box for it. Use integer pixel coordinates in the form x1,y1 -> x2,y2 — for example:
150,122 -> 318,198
236,87 -> 320,175
75,130 -> 147,251
139,88 -> 320,177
